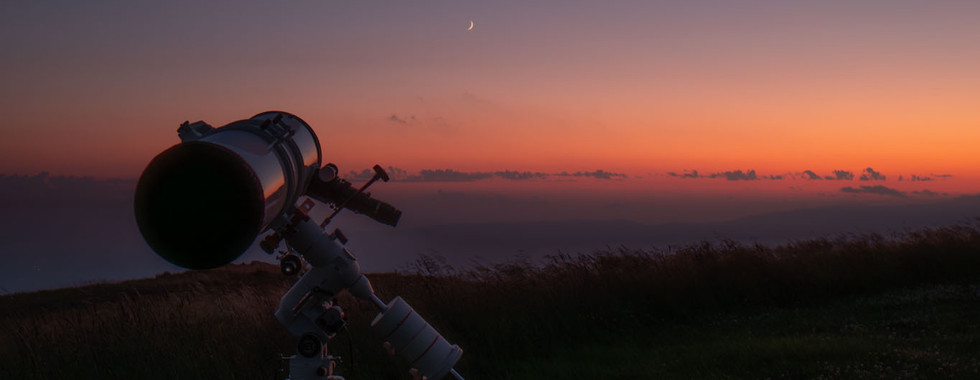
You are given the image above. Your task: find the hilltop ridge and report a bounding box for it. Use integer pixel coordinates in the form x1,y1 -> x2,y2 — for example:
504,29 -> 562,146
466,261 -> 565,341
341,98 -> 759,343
3,225 -> 980,378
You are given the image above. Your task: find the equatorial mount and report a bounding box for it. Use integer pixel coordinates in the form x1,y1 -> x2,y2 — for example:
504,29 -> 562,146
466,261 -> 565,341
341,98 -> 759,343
271,200 -> 464,380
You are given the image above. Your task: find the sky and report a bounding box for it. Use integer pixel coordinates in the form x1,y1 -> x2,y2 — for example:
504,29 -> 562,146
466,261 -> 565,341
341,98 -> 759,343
1,1 -> 979,292
2,0 -> 979,179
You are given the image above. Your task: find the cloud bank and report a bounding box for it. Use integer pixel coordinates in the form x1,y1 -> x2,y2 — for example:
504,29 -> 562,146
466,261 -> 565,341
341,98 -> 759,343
664,167 -> 948,183
710,170 -> 759,181
825,170 -> 854,180
347,165 -> 955,186
859,167 -> 886,181
388,114 -> 408,124
666,169 -> 784,181
840,185 -> 906,197
344,168 -> 627,182
666,170 -> 700,179
554,170 -> 628,180
912,189 -> 945,197
801,170 -> 821,180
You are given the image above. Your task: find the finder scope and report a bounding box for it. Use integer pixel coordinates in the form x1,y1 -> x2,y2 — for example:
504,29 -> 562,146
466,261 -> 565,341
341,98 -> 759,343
134,111 -> 401,270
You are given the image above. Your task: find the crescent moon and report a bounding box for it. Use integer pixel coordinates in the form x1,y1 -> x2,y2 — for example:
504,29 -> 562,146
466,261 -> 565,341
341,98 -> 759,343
467,20 -> 474,31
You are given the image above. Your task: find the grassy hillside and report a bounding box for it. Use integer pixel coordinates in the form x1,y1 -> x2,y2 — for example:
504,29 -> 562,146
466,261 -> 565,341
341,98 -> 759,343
2,224 -> 980,379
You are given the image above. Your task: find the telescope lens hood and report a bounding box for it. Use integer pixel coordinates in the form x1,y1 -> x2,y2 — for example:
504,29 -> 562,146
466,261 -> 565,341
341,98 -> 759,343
135,142 -> 264,269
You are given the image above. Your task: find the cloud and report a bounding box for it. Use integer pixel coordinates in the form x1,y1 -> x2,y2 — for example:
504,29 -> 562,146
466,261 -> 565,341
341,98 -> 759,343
399,169 -> 546,182
345,168 -> 378,181
666,169 -> 786,181
859,167 -> 886,181
344,166 -> 410,182
555,170 -> 628,180
388,114 -> 408,124
409,169 -> 494,182
386,166 -> 409,179
667,170 -> 700,178
912,189 -> 946,197
709,170 -> 758,181
910,175 -> 932,182
824,170 -> 854,180
343,167 -> 630,183
840,185 -> 906,197
494,170 -> 549,181
388,112 -> 454,134
801,170 -> 821,180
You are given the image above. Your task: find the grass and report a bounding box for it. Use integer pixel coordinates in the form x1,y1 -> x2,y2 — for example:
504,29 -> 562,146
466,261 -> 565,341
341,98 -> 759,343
2,223 -> 979,379
503,283 -> 980,379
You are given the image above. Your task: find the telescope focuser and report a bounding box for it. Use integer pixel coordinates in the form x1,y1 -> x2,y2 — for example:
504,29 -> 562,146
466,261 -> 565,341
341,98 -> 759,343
308,164 -> 402,227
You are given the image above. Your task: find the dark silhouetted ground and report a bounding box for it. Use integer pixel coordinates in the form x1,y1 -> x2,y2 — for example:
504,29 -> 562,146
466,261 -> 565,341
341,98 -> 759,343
2,224 -> 980,379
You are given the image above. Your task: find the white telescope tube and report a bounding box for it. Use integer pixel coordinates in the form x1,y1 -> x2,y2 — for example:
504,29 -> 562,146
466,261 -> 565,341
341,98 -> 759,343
134,111 -> 320,269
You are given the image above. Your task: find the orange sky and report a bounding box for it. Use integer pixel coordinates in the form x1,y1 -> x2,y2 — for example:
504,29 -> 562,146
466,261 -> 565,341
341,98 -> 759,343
1,1 -> 978,195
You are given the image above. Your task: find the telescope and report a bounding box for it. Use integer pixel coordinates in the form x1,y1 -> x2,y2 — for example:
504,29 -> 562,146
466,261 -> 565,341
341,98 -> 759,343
134,111 -> 399,270
134,111 -> 463,380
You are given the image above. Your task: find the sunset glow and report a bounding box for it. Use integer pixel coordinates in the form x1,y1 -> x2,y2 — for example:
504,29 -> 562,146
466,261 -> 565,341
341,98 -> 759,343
2,1 -> 978,192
